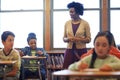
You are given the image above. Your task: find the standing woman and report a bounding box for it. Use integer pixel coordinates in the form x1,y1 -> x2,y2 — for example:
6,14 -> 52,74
63,1 -> 91,69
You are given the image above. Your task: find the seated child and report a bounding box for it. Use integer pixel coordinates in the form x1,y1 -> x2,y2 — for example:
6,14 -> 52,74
21,33 -> 47,80
68,31 -> 120,80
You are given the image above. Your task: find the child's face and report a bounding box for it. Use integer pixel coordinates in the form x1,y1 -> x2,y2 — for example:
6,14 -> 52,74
28,39 -> 36,49
2,35 -> 14,49
94,36 -> 110,58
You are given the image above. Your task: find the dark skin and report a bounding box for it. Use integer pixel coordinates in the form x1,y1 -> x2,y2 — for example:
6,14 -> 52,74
63,7 -> 90,43
28,39 -> 43,55
20,39 -> 43,56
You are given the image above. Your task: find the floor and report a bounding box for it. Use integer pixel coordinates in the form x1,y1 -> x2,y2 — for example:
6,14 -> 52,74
25,79 -> 40,80
25,78 -> 48,80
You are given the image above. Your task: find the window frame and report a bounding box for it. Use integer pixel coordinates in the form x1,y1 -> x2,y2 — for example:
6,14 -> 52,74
51,0 -> 102,50
0,0 -> 45,48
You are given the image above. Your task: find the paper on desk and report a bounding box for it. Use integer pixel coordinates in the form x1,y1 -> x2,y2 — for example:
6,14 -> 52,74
83,69 -> 99,72
22,55 -> 37,58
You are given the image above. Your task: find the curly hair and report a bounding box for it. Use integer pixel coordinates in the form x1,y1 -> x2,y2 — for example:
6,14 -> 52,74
27,33 -> 37,43
67,1 -> 84,15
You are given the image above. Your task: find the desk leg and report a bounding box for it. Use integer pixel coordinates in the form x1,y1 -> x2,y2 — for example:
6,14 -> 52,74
38,61 -> 42,80
22,61 -> 25,80
52,75 -> 58,80
61,76 -> 69,80
52,76 -> 69,80
3,65 -> 7,80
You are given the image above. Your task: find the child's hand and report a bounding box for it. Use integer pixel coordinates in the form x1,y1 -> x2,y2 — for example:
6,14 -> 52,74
6,71 -> 16,77
79,62 -> 89,70
18,50 -> 24,57
37,50 -> 43,55
100,64 -> 113,71
6,68 -> 17,77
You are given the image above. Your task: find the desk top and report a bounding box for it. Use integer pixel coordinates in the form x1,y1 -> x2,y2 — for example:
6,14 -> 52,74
22,56 -> 46,59
52,69 -> 120,77
0,61 -> 16,65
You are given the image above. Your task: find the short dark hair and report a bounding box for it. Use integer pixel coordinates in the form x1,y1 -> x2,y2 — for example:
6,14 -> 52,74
67,1 -> 84,15
1,31 -> 15,41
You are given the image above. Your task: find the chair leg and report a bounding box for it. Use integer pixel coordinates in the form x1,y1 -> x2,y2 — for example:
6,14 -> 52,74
38,62 -> 42,80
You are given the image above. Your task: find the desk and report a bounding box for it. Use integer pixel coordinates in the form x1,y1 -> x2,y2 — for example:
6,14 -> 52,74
52,69 -> 120,80
22,56 -> 46,60
0,61 -> 16,80
21,56 -> 47,80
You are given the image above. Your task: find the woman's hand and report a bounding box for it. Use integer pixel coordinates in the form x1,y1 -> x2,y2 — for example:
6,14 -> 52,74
68,37 -> 75,42
69,37 -> 83,42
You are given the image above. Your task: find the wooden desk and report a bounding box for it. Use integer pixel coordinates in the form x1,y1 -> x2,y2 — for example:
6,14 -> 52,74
22,56 -> 46,59
52,69 -> 120,80
0,61 -> 16,65
21,56 -> 47,80
0,61 -> 16,80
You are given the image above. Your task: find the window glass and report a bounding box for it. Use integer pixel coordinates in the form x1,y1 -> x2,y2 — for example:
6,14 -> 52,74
1,0 -> 43,10
0,12 -> 43,48
110,11 -> 120,45
81,11 -> 100,48
53,0 -> 100,48
53,11 -> 100,48
53,11 -> 69,48
53,0 -> 99,9
110,0 -> 120,45
110,0 -> 120,8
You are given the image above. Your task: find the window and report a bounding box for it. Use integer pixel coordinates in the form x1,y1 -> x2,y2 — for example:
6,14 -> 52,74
110,0 -> 120,45
1,0 -> 112,50
52,0 -> 100,48
0,0 -> 44,48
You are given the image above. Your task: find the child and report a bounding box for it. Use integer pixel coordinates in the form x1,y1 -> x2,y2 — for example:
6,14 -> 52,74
21,33 -> 47,80
81,31 -> 120,59
0,31 -> 21,80
68,31 -> 120,80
